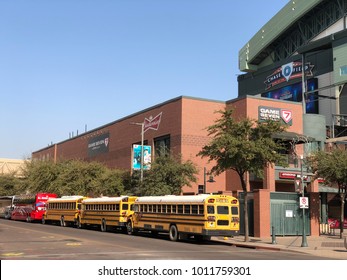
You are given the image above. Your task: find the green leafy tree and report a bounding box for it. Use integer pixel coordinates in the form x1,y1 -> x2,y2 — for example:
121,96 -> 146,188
99,168 -> 126,196
307,148 -> 347,238
139,154 -> 198,196
21,160 -> 60,194
198,109 -> 288,242
0,174 -> 21,195
21,160 -> 125,197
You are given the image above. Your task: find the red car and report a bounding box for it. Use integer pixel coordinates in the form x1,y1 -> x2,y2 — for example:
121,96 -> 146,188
11,206 -> 34,222
328,218 -> 347,229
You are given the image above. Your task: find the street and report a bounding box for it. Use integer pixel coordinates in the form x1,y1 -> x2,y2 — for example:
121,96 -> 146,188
0,218 -> 335,260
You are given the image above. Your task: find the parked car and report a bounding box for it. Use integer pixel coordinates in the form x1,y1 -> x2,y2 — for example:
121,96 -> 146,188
11,206 -> 34,222
328,218 -> 347,229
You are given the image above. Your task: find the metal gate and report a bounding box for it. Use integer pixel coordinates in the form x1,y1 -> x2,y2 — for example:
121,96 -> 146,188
270,192 -> 310,236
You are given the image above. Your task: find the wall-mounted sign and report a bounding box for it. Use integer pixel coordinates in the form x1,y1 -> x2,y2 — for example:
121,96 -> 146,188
264,61 -> 314,90
144,112 -> 162,133
279,172 -> 308,181
132,145 -> 151,170
261,79 -> 319,114
258,106 -> 293,125
88,132 -> 109,157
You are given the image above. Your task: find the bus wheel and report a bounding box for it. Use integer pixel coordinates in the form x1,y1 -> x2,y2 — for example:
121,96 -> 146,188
126,220 -> 133,235
101,219 -> 107,232
60,216 -> 66,227
169,225 -> 179,242
75,218 -> 81,229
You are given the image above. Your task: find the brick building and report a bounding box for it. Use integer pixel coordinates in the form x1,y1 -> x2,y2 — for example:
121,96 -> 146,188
33,0 -> 347,238
32,96 -> 227,195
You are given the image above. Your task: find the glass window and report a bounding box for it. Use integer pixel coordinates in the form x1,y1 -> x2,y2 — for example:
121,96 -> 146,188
198,205 -> 204,214
231,206 -> 239,215
184,205 -> 190,214
192,205 -> 198,214
172,205 -> 177,213
207,206 -> 215,214
217,206 -> 229,214
123,203 -> 129,210
178,205 -> 183,214
154,135 -> 171,157
340,65 -> 347,76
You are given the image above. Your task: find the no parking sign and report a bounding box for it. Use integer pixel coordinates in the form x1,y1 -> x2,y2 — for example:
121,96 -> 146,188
300,197 -> 309,209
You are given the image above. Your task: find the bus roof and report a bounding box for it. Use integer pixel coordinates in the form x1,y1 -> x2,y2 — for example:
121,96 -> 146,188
47,195 -> 85,202
135,194 -> 229,204
82,196 -> 130,203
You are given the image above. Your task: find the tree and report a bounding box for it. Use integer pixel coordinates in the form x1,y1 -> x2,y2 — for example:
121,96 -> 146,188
307,148 -> 347,239
21,160 -> 125,197
139,154 -> 198,196
198,109 -> 288,242
0,174 -> 21,196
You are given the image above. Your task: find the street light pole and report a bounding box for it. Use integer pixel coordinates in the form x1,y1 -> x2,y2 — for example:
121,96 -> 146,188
300,155 -> 308,247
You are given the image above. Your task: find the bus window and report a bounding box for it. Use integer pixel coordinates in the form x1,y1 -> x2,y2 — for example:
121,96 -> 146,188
217,206 -> 229,214
231,206 -> 238,215
192,205 -> 198,214
123,204 -> 129,210
177,205 -> 183,214
207,205 -> 215,214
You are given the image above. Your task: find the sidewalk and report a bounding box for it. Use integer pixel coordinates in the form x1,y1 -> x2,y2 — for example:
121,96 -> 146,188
213,231 -> 347,259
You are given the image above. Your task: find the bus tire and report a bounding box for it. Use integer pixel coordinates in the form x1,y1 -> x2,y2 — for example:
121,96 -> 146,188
101,219 -> 107,232
75,218 -> 81,229
126,220 -> 133,235
169,224 -> 179,242
60,216 -> 66,227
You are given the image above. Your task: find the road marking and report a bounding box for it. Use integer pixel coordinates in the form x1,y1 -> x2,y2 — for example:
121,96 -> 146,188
66,243 -> 82,246
2,252 -> 24,257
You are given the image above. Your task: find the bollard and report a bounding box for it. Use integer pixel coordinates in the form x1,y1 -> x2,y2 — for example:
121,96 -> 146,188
271,226 -> 277,244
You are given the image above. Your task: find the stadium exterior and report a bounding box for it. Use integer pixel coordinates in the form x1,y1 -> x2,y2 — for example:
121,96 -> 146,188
33,0 -> 347,237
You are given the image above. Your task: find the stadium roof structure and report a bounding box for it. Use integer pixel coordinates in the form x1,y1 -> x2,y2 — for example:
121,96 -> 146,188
239,0 -> 347,72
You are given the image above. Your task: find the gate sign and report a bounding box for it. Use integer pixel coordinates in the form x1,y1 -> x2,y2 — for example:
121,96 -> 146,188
300,197 -> 309,209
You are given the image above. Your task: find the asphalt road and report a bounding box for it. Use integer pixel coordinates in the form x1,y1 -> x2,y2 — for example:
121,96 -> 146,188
0,218 -> 334,260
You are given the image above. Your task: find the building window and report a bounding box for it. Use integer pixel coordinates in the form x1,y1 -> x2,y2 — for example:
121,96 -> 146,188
154,135 -> 170,157
340,65 -> 347,76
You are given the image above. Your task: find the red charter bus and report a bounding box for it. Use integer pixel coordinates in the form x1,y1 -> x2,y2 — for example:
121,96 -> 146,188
11,193 -> 57,222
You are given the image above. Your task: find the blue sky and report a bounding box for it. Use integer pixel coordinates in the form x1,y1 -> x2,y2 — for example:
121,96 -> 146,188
0,0 -> 288,159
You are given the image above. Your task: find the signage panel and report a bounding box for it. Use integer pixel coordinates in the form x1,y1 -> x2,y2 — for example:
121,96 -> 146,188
132,145 -> 151,170
88,133 -> 109,157
261,78 -> 319,114
258,106 -> 293,125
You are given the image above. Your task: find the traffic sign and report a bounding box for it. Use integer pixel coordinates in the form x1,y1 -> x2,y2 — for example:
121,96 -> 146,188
300,197 -> 309,209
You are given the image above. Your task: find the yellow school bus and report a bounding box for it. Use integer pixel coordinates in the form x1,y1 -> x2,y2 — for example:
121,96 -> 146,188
126,194 -> 240,241
79,196 -> 137,232
42,195 -> 86,227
